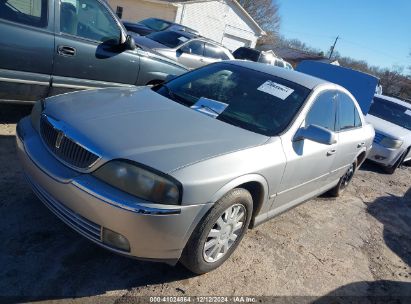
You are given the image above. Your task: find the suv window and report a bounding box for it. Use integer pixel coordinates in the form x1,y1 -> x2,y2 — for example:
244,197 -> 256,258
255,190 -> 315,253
0,0 -> 47,27
338,92 -> 361,131
305,91 -> 337,131
204,43 -> 230,60
60,0 -> 121,44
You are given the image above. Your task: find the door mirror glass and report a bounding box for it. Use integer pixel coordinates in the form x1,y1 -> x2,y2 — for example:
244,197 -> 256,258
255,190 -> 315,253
179,45 -> 192,54
294,124 -> 337,145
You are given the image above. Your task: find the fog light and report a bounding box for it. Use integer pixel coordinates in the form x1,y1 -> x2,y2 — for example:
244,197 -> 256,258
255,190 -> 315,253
102,228 -> 130,252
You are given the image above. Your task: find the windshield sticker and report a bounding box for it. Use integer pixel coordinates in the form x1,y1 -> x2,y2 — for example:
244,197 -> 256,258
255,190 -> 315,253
405,109 -> 411,116
191,97 -> 228,118
257,81 -> 294,100
178,37 -> 189,42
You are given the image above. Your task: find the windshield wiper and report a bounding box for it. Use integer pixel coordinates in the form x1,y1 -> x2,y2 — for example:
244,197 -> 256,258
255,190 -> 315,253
199,105 -> 220,115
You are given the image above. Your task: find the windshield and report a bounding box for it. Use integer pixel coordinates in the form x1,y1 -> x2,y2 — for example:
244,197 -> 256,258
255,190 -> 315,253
369,97 -> 411,131
146,31 -> 191,48
140,18 -> 171,31
153,63 -> 311,136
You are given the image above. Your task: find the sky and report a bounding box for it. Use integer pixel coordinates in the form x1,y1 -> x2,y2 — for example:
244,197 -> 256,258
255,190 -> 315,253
277,0 -> 411,70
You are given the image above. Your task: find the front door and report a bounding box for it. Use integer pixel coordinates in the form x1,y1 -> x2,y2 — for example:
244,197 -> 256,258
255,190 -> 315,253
274,90 -> 339,209
51,0 -> 139,96
0,0 -> 54,102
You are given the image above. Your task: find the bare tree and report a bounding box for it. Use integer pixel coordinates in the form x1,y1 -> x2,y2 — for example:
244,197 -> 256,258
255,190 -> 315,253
237,0 -> 281,44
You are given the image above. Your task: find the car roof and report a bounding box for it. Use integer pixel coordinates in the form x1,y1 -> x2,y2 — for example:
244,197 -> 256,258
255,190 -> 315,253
374,94 -> 411,109
226,60 -> 328,90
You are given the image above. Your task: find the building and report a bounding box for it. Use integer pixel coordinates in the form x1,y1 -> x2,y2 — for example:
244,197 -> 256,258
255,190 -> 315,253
107,0 -> 265,51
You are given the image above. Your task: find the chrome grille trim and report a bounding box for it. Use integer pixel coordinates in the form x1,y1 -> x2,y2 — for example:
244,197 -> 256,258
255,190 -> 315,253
25,174 -> 102,242
373,132 -> 384,144
40,115 -> 100,170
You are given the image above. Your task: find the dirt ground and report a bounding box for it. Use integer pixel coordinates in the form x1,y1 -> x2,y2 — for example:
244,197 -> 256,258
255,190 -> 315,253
0,103 -> 410,303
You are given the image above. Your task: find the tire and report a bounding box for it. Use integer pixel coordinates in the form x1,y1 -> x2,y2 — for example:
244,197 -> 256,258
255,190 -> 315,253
180,188 -> 253,274
384,148 -> 410,174
329,160 -> 357,197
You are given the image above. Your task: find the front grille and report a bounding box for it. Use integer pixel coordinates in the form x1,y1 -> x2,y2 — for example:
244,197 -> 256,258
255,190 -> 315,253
26,174 -> 102,242
373,132 -> 384,144
40,116 -> 99,170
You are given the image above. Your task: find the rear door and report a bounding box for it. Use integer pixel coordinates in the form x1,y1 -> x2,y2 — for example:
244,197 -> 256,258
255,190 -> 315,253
331,92 -> 365,179
51,0 -> 139,95
0,0 -> 53,102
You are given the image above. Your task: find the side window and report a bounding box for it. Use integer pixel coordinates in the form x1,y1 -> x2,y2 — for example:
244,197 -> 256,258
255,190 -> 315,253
338,93 -> 361,131
60,0 -> 121,44
204,44 -> 229,60
184,41 -> 204,56
305,91 -> 337,131
0,0 -> 47,27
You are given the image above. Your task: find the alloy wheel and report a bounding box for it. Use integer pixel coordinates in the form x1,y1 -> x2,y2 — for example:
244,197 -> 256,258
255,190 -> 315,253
203,204 -> 246,263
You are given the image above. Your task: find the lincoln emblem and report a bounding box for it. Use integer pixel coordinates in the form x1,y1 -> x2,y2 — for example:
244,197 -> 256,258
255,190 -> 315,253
55,131 -> 64,149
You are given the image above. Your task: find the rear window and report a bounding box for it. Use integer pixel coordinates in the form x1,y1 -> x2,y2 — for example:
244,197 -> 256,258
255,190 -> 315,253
147,31 -> 191,48
140,18 -> 171,31
0,0 -> 47,27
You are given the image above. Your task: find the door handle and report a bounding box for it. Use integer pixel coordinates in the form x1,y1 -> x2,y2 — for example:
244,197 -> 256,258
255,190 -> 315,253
57,45 -> 76,56
357,142 -> 365,148
327,149 -> 337,156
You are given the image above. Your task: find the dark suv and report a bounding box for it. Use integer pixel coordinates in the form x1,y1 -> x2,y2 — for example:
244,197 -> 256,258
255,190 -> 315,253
0,0 -> 188,103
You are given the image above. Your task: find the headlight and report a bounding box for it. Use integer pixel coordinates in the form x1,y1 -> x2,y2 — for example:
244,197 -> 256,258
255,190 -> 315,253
380,137 -> 403,149
92,160 -> 182,205
30,99 -> 45,132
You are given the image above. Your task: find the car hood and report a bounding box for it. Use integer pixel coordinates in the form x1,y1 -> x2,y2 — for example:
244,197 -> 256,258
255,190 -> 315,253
43,87 -> 269,173
366,114 -> 411,139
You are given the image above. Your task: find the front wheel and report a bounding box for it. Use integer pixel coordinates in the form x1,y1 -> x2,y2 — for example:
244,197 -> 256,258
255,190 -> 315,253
180,188 -> 253,274
329,160 -> 357,197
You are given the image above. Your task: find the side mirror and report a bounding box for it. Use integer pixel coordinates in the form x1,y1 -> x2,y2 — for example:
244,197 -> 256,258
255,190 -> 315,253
123,35 -> 136,50
179,45 -> 192,54
294,124 -> 337,145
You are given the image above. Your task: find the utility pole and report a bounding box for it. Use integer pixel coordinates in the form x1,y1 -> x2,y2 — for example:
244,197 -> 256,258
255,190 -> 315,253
329,36 -> 339,59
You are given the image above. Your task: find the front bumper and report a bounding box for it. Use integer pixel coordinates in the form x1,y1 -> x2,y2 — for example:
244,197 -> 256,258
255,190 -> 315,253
16,117 -> 211,263
366,141 -> 405,167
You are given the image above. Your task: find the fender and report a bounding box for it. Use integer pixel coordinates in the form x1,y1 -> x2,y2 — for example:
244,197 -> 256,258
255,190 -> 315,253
209,173 -> 270,228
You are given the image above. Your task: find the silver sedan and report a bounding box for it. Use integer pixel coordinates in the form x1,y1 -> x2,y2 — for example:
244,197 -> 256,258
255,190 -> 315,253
17,61 -> 374,274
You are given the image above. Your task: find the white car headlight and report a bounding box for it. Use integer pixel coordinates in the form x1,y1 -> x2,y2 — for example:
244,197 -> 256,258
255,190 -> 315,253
380,137 -> 403,149
92,160 -> 182,205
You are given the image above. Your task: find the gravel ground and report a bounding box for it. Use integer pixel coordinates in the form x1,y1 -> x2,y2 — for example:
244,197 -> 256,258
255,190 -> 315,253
0,103 -> 410,303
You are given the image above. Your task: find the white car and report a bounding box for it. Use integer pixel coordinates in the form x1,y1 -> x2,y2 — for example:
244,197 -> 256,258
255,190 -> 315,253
366,94 -> 411,173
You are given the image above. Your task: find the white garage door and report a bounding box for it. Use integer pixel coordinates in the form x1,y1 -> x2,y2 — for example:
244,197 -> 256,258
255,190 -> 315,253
222,34 -> 251,52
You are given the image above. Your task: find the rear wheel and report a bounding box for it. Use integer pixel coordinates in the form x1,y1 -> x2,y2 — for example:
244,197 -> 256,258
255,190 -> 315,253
384,148 -> 410,174
180,188 -> 252,274
329,160 -> 357,197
